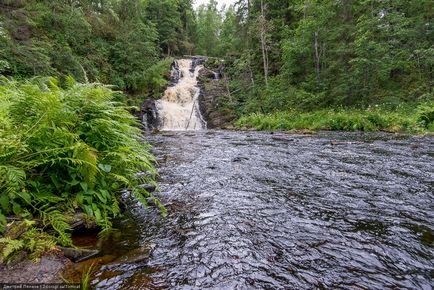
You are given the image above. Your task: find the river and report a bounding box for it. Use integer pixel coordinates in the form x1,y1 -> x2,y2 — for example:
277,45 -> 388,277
91,130 -> 433,289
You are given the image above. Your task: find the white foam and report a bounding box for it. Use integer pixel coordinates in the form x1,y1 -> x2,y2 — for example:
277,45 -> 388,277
156,59 -> 206,130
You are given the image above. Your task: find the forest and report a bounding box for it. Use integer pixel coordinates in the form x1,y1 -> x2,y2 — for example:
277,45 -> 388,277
196,0 -> 433,131
0,0 -> 433,285
1,0 -> 433,130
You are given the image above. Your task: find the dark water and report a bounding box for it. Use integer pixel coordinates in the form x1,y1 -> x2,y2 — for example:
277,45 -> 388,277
93,130 -> 434,289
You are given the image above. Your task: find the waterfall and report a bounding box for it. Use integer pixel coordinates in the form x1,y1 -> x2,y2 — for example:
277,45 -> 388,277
155,59 -> 206,130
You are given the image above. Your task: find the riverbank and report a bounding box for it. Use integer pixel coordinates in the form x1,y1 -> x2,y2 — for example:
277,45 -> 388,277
235,104 -> 434,133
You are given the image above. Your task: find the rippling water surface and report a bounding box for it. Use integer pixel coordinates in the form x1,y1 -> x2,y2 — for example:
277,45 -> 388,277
94,130 -> 434,289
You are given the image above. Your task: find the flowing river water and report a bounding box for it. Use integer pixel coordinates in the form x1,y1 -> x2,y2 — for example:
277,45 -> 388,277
87,59 -> 434,289
91,130 -> 434,289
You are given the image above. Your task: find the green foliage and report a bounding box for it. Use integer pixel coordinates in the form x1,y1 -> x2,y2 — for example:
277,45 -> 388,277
143,58 -> 175,99
0,237 -> 25,263
416,101 -> 434,129
0,222 -> 57,264
81,262 -> 95,290
0,77 -> 158,244
198,0 -> 432,117
0,0 -> 197,93
195,0 -> 222,56
236,104 -> 430,133
146,0 -> 197,55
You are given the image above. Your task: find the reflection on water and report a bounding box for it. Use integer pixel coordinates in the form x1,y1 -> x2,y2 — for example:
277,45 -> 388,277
93,131 -> 434,289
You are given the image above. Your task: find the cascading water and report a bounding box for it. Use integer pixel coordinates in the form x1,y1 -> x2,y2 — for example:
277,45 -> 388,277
155,59 -> 206,130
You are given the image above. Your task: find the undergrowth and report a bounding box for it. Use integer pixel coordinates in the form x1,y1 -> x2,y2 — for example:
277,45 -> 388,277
235,103 -> 434,133
0,76 -> 161,259
0,220 -> 57,263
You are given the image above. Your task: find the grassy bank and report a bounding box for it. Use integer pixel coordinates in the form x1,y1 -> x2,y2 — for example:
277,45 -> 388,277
235,103 -> 434,133
0,77 -> 160,263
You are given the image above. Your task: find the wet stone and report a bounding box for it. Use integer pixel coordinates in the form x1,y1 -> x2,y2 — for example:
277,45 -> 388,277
112,244 -> 156,265
0,253 -> 72,283
59,247 -> 99,263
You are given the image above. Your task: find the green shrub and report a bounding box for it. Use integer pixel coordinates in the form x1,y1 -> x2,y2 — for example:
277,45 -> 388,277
235,107 -> 425,133
416,101 -> 434,129
0,77 -> 160,246
143,58 -> 174,99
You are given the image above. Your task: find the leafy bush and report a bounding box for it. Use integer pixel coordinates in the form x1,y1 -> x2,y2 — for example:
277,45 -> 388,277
0,77 -> 159,246
0,1 -> 161,92
143,58 -> 174,99
415,100 -> 434,129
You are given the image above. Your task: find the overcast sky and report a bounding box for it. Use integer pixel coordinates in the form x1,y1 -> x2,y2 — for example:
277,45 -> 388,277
193,0 -> 237,10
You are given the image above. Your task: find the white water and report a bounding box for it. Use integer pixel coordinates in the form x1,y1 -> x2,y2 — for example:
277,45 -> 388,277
156,59 -> 206,130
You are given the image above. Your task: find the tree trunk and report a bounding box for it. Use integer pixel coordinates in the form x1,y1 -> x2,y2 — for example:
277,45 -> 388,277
314,31 -> 320,84
248,54 -> 255,87
259,0 -> 269,87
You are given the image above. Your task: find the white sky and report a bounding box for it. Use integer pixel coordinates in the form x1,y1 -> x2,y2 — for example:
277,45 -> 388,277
193,0 -> 237,10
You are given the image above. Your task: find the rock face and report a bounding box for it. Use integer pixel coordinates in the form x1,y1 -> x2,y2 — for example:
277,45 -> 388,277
197,60 -> 235,129
111,243 -> 156,264
141,98 -> 160,131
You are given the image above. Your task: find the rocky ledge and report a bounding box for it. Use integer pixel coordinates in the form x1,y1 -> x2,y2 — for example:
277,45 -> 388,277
197,58 -> 236,129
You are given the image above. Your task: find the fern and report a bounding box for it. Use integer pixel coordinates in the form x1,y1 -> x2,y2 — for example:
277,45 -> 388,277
0,227 -> 58,263
39,207 -> 72,246
0,77 -> 161,256
0,237 -> 25,263
23,228 -> 57,262
0,165 -> 26,198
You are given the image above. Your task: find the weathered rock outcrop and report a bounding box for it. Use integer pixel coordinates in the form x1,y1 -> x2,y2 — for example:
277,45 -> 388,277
197,60 -> 235,129
141,98 -> 160,131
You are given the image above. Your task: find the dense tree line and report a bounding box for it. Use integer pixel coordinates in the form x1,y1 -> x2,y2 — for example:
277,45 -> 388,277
0,0 -> 432,116
0,0 -> 196,93
195,0 -> 433,113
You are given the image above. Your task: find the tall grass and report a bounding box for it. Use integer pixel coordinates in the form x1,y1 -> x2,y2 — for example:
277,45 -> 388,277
0,76 -> 160,248
235,104 -> 434,133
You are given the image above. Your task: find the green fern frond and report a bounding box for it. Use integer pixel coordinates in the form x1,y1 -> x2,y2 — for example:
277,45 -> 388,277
0,237 -> 25,261
0,165 -> 26,203
131,189 -> 149,208
1,79 -> 160,253
39,207 -> 72,246
23,228 -> 57,262
74,143 -> 99,189
108,173 -> 130,186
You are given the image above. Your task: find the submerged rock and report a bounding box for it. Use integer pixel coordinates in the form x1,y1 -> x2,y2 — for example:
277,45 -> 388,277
112,243 -> 156,264
59,246 -> 99,263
